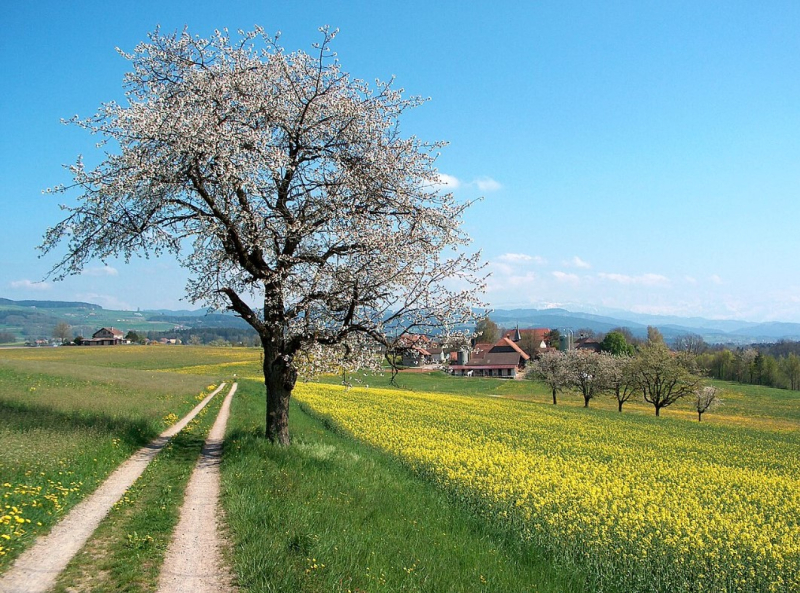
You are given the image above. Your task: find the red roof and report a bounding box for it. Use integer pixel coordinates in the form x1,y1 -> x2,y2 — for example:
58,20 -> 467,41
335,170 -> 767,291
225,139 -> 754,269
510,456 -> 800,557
450,364 -> 518,370
500,337 -> 531,361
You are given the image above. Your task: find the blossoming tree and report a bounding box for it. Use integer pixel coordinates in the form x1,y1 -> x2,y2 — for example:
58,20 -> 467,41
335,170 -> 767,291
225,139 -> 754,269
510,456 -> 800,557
41,27 -> 484,444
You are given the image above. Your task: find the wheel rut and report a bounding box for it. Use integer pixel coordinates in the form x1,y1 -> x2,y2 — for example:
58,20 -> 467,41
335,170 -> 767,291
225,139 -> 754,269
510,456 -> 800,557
0,382 -> 235,593
156,383 -> 238,593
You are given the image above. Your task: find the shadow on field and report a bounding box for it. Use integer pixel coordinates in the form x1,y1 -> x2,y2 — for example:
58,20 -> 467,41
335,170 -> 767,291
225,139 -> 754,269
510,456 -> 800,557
0,399 -> 157,447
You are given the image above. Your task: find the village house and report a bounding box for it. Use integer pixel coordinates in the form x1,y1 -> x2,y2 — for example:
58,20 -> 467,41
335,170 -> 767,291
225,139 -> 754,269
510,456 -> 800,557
82,327 -> 129,346
450,327 -> 552,378
574,337 -> 602,352
397,333 -> 448,367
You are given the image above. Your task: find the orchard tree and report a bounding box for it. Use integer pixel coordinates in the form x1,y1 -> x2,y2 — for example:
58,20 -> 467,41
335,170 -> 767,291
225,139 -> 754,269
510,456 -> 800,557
646,326 -> 665,345
53,322 -> 72,343
41,26 -> 484,444
780,353 -> 800,390
632,342 -> 701,416
605,354 -> 637,412
710,349 -> 734,380
600,331 -> 634,356
529,350 -> 568,405
564,349 -> 610,408
692,385 -> 722,421
674,333 -> 707,355
125,330 -> 142,343
546,328 -> 561,350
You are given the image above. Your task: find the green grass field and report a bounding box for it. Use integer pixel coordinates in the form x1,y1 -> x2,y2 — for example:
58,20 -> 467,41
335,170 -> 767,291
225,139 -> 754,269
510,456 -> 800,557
1,346 -> 797,591
0,348 -> 229,568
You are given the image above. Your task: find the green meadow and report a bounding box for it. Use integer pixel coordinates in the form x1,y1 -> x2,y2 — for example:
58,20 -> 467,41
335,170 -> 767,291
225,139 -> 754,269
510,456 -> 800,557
1,346 -> 797,591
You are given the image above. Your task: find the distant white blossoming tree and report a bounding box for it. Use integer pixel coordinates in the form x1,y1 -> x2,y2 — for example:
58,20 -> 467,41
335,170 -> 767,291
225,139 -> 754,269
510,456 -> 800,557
529,350 -> 568,405
41,26 -> 484,444
692,385 -> 723,422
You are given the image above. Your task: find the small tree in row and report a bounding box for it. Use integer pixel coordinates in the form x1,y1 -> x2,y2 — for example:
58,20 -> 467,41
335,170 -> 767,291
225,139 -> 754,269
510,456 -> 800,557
692,385 -> 723,421
633,342 -> 703,417
530,350 -> 569,405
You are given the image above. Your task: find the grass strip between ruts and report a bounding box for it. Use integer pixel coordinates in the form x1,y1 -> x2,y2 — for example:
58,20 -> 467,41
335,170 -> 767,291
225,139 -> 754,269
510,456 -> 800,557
50,388 -> 227,593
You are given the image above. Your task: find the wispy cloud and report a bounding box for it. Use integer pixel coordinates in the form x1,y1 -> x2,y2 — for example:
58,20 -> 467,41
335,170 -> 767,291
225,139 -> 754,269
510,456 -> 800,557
598,272 -> 670,287
552,271 -> 581,284
563,256 -> 591,269
474,176 -> 502,192
709,274 -> 723,285
10,279 -> 51,291
497,253 -> 546,264
434,173 -> 461,190
82,266 -> 119,277
433,173 -> 502,193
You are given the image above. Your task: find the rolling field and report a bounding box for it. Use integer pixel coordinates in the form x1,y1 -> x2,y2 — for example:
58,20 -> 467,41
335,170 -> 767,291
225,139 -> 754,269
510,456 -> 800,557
297,383 -> 800,592
1,346 -> 798,591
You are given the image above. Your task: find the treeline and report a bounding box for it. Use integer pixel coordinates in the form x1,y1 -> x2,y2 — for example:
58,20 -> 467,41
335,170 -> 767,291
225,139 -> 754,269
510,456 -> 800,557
142,327 -> 259,346
697,345 -> 800,391
559,327 -> 800,393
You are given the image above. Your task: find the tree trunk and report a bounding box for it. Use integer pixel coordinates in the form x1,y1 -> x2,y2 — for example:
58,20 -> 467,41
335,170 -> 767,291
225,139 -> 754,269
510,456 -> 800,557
698,411 -> 702,422
583,396 -> 590,408
655,405 -> 661,417
618,400 -> 623,412
552,388 -> 557,405
263,350 -> 297,445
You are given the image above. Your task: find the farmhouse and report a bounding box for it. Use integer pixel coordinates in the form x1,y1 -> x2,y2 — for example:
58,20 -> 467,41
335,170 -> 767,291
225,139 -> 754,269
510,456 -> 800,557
450,327 -> 551,378
396,333 -> 449,367
82,327 -> 129,346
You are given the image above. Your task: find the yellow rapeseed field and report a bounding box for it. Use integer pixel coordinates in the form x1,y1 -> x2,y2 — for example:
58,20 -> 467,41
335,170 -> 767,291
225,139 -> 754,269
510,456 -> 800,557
296,383 -> 800,592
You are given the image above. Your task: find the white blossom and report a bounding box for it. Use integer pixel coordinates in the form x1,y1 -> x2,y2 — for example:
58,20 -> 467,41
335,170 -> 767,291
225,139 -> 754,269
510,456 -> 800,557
41,26 -> 485,443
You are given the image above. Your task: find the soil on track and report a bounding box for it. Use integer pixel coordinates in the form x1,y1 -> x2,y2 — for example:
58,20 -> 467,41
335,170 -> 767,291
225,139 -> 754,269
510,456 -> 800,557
156,383 -> 238,593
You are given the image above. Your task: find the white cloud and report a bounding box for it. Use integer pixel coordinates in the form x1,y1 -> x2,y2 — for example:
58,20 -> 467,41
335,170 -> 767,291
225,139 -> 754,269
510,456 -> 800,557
497,253 -> 546,264
563,256 -> 591,269
473,176 -> 502,192
434,173 -> 461,190
492,262 -> 515,276
598,273 -> 670,287
552,271 -> 581,284
709,274 -> 723,285
431,173 -> 502,193
82,266 -> 119,277
506,271 -> 537,287
684,276 -> 697,284
10,279 -> 51,291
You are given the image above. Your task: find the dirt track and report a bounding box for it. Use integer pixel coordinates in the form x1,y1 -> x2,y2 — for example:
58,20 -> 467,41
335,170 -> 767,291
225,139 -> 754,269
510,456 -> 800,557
156,383 -> 238,593
0,383 -> 232,593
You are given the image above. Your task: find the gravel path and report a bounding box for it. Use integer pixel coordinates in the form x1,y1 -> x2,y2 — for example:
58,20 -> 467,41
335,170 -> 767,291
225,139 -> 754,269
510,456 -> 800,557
0,383 -> 228,593
156,383 -> 238,593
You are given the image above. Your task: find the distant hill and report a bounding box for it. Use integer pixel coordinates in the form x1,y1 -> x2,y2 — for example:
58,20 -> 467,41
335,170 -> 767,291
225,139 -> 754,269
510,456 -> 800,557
3,298 -> 800,345
488,308 -> 800,344
0,298 -> 233,341
0,298 -> 101,310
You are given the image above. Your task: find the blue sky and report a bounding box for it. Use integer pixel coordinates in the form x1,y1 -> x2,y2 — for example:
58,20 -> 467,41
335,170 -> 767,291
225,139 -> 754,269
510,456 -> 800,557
2,1 -> 800,321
